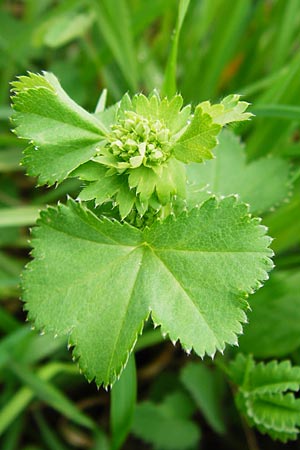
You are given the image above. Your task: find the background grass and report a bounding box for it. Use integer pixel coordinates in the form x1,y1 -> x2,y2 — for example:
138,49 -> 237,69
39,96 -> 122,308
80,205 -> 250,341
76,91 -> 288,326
1,0 -> 300,449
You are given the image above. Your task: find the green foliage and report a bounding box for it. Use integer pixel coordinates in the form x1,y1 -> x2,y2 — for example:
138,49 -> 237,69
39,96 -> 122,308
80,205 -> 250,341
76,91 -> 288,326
22,196 -> 272,386
2,0 -> 300,447
132,391 -> 200,450
187,130 -> 291,214
198,94 -> 253,125
239,270 -> 300,358
12,73 -> 251,219
229,354 -> 300,442
11,72 -> 107,185
180,362 -> 225,434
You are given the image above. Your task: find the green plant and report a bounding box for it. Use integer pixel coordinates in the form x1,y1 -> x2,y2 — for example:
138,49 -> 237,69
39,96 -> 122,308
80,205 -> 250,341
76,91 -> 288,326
11,71 -> 273,390
2,1 -> 300,449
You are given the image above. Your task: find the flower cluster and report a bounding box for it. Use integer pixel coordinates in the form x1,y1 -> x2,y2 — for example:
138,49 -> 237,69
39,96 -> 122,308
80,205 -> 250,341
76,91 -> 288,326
107,111 -> 172,169
78,91 -> 251,220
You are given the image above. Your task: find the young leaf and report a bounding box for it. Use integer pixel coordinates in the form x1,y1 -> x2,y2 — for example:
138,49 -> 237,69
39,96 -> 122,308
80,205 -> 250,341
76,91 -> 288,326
199,95 -> 253,125
246,393 -> 300,441
187,130 -> 291,214
22,197 -> 273,387
11,72 -> 107,185
229,354 -> 300,442
173,106 -> 221,163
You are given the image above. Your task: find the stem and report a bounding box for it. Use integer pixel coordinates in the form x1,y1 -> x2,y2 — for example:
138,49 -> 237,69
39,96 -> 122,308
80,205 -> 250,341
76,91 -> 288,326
241,416 -> 260,450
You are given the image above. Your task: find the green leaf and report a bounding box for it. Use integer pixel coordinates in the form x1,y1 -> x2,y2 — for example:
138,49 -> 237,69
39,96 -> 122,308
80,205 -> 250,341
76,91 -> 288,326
229,355 -> 300,442
11,72 -> 107,185
229,356 -> 300,396
180,362 -> 226,434
42,10 -> 95,48
246,393 -> 300,439
173,106 -> 221,163
132,392 -> 200,450
239,271 -> 300,358
22,197 -> 273,387
187,130 -> 291,214
247,360 -> 300,396
131,93 -> 191,134
199,95 -> 253,125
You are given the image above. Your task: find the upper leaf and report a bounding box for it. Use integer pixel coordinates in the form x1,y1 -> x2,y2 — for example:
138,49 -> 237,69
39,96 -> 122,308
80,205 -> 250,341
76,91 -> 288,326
198,94 -> 253,125
23,197 -> 273,387
186,130 -> 291,214
11,73 -> 252,219
173,106 -> 221,163
11,72 -> 107,185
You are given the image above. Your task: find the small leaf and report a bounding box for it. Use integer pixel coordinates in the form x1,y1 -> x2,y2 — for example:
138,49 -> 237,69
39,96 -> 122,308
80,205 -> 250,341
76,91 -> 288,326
173,106 -> 221,163
132,392 -> 200,450
248,360 -> 300,396
229,354 -> 300,442
23,197 -> 273,386
180,362 -> 226,434
11,72 -> 107,185
246,393 -> 300,435
199,94 -> 253,125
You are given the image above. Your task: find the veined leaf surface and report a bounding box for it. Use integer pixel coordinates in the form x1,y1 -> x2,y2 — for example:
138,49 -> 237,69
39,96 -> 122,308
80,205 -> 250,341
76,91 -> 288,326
11,72 -> 107,185
187,130 -> 291,214
23,197 -> 273,387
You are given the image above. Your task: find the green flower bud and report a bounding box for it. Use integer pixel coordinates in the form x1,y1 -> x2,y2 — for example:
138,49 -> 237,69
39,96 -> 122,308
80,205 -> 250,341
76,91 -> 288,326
106,111 -> 172,169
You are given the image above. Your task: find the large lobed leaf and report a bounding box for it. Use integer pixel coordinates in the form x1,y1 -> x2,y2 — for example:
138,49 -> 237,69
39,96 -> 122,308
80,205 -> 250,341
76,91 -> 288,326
23,197 -> 273,387
11,72 -> 107,185
186,130 -> 291,214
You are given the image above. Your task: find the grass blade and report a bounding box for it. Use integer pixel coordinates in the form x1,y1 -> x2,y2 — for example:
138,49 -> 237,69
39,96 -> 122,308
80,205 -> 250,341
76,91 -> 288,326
0,206 -> 40,227
251,104 -> 300,120
34,411 -> 68,450
161,0 -> 191,97
8,360 -> 94,430
198,0 -> 251,99
89,0 -> 138,91
0,362 -> 79,436
110,354 -> 137,450
271,0 -> 299,71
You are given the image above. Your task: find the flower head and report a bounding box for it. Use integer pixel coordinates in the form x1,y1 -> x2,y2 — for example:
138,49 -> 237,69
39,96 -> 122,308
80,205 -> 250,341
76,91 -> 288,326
107,111 -> 172,169
76,91 -> 251,220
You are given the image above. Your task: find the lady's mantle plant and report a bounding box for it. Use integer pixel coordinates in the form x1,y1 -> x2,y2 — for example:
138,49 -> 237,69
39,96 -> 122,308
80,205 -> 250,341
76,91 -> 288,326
11,72 -> 273,387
